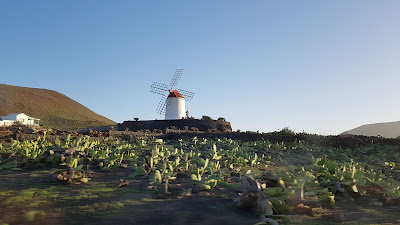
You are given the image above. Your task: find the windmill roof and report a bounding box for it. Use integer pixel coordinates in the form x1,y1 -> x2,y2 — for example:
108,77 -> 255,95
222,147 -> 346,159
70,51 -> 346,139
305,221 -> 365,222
168,90 -> 184,98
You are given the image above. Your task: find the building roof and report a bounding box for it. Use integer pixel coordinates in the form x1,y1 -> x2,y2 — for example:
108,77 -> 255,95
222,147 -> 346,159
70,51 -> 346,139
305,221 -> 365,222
1,113 -> 40,120
168,90 -> 184,98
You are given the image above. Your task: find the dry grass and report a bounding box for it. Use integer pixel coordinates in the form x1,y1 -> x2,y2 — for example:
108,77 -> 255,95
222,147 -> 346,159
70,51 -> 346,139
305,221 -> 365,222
0,83 -> 115,131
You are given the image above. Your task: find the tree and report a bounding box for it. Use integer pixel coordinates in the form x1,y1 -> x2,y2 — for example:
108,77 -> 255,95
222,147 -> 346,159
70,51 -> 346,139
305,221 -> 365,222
280,126 -> 295,135
134,118 -> 139,121
201,115 -> 213,121
217,117 -> 226,121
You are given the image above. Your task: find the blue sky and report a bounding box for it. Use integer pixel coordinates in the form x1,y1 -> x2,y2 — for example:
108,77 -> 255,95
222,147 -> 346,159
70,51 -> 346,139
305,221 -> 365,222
1,0 -> 399,134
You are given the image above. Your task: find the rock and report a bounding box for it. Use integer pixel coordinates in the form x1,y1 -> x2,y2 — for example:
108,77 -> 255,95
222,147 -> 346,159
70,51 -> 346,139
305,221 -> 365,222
294,203 -> 312,215
199,191 -> 211,197
378,193 -> 391,204
386,199 -> 400,206
289,200 -> 321,208
65,147 -> 78,155
369,201 -> 384,206
119,180 -> 131,187
311,207 -> 328,216
60,154 -> 66,163
57,174 -> 64,181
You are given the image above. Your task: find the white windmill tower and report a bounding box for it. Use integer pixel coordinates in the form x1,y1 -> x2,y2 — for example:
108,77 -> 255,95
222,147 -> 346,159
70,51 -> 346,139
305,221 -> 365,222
150,69 -> 195,120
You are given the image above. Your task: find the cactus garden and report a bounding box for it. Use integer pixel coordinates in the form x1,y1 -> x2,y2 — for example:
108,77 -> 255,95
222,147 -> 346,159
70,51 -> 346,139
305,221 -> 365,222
1,132 -> 400,224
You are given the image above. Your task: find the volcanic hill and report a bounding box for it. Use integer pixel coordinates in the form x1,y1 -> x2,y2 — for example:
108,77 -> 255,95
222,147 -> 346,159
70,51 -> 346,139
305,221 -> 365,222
342,121 -> 400,138
0,84 -> 115,131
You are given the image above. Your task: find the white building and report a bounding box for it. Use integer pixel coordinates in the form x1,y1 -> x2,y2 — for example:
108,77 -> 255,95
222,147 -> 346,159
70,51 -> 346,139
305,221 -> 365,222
165,90 -> 186,120
0,113 -> 40,126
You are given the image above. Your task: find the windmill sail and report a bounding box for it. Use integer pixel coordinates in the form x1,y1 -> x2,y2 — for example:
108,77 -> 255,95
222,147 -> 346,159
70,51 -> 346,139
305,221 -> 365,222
156,95 -> 168,114
150,81 -> 169,95
177,89 -> 195,102
169,69 -> 184,90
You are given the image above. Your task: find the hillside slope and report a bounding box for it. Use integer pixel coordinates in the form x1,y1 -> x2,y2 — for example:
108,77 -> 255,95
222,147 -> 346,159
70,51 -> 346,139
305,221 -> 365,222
342,121 -> 400,138
0,84 -> 115,131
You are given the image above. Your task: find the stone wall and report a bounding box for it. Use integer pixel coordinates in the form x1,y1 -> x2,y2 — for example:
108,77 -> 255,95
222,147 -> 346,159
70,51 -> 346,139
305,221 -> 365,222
118,119 -> 232,133
77,125 -> 118,134
15,133 -> 107,142
161,132 -> 400,150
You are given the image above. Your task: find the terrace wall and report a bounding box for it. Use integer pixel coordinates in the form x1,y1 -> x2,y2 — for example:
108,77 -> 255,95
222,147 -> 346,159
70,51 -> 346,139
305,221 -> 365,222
162,131 -> 400,149
118,119 -> 232,133
77,125 -> 118,134
15,133 -> 107,142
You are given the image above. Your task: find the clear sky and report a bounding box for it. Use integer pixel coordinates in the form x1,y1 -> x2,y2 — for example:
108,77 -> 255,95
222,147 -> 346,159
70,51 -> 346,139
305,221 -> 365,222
1,0 -> 399,135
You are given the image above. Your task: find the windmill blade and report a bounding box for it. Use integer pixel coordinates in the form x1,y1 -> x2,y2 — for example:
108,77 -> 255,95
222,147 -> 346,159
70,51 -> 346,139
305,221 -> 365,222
156,95 -> 167,114
178,89 -> 195,102
150,81 -> 169,95
169,69 -> 184,90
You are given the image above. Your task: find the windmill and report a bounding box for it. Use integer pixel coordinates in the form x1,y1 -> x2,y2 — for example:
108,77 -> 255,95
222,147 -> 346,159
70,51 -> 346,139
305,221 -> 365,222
150,69 -> 195,120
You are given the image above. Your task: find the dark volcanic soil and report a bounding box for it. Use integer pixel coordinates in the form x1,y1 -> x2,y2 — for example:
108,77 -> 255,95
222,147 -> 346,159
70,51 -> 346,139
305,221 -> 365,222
1,167 -> 400,225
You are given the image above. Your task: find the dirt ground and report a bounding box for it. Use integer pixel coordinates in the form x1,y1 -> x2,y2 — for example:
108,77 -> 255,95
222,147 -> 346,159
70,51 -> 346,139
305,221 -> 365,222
1,167 -> 399,225
0,169 -> 257,225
